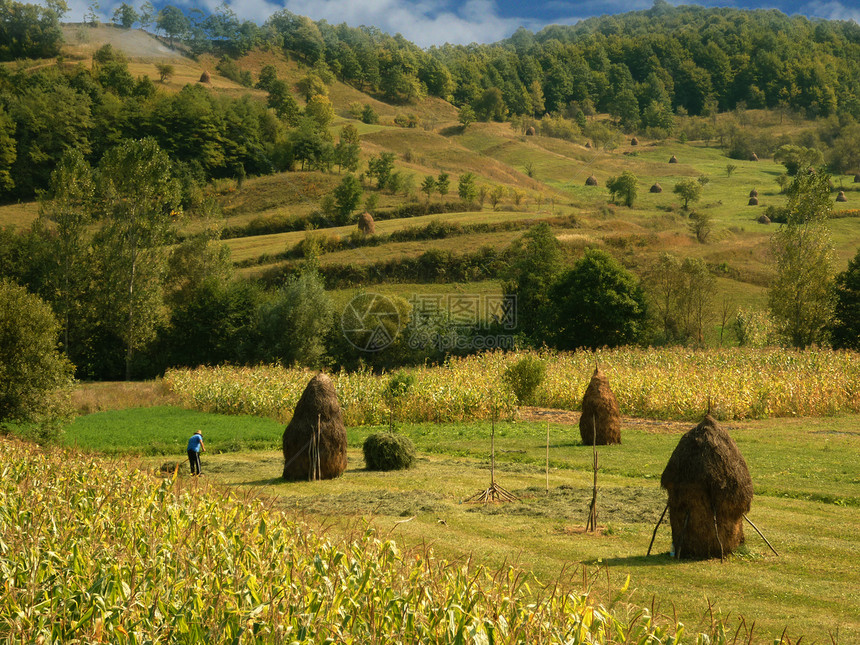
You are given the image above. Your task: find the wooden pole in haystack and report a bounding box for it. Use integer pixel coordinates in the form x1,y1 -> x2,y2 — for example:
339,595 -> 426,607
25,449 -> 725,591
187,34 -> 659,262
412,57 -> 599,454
586,415 -> 599,532
744,514 -> 780,556
464,404 -> 518,504
546,422 -> 550,494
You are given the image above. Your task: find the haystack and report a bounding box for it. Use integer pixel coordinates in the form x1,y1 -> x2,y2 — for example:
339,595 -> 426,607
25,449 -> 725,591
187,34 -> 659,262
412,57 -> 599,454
585,141 -> 592,149
750,153 -> 759,161
854,173 -> 860,183
660,414 -> 753,559
526,126 -> 536,136
199,70 -> 211,83
631,136 -> 639,146
669,155 -> 678,163
357,211 -> 376,235
650,182 -> 662,193
836,191 -> 847,202
748,196 -> 759,206
282,373 -> 347,480
585,175 -> 598,186
579,367 -> 621,445
757,214 -> 771,224
749,188 -> 758,198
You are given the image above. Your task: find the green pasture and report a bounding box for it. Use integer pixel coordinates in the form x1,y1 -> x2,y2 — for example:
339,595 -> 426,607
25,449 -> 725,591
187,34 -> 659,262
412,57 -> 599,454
68,405 -> 860,643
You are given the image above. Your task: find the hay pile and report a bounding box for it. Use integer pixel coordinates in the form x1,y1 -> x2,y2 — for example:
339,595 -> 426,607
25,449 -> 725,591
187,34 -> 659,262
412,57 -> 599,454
526,126 -> 536,136
836,191 -> 847,203
585,175 -> 598,186
358,211 -> 376,235
854,173 -> 860,183
748,196 -> 759,206
650,183 -> 662,193
660,414 -> 753,559
199,70 -> 211,83
749,188 -> 758,198
585,141 -> 592,149
757,214 -> 771,224
630,136 -> 639,146
669,155 -> 678,164
282,373 -> 347,480
579,367 -> 621,445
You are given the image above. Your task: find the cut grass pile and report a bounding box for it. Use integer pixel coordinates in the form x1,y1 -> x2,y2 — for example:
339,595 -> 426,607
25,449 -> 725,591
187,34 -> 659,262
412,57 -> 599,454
58,405 -> 860,643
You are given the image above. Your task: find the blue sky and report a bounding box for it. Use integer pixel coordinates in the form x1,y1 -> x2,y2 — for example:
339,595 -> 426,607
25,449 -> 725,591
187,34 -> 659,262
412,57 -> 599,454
58,0 -> 860,48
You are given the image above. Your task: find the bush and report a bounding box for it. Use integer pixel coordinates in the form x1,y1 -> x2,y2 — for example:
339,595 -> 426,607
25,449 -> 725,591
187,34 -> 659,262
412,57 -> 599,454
363,433 -> 416,470
503,356 -> 546,406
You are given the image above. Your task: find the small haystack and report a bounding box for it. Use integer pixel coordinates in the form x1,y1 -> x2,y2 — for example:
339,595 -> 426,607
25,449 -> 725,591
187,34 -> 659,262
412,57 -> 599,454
669,155 -> 678,164
836,191 -> 847,203
282,373 -> 347,480
579,367 -> 621,446
357,211 -> 376,235
585,175 -> 598,186
854,173 -> 860,183
526,126 -> 536,136
199,70 -> 211,83
585,141 -> 592,149
650,182 -> 663,193
748,196 -> 759,206
749,188 -> 758,198
660,414 -> 753,559
757,214 -> 771,224
631,136 -> 639,146
750,153 -> 759,162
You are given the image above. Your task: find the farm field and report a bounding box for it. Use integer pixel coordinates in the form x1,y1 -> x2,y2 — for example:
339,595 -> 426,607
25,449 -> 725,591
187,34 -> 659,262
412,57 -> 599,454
61,404 -> 860,644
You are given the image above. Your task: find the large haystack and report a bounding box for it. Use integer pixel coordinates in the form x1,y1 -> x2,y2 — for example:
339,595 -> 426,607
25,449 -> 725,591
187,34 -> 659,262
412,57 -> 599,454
748,196 -> 759,206
282,373 -> 347,480
836,191 -> 847,203
669,155 -> 678,164
660,414 -> 753,559
650,182 -> 663,193
199,70 -> 211,83
585,175 -> 598,186
579,367 -> 621,445
358,211 -> 376,235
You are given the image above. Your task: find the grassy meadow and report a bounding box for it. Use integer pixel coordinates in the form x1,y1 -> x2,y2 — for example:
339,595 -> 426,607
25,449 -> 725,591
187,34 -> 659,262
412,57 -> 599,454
58,403 -> 860,644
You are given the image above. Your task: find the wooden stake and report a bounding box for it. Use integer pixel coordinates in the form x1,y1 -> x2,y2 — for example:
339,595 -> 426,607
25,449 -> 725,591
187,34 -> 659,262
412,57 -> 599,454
586,414 -> 598,532
545,422 -> 550,494
647,502 -> 669,556
743,514 -> 779,556
464,403 -> 518,504
713,508 -> 724,562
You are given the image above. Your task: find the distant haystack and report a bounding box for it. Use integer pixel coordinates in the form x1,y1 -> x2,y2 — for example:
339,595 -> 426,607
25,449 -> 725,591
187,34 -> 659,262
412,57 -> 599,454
199,70 -> 211,83
282,373 -> 347,480
748,196 -> 759,206
854,173 -> 860,183
579,367 -> 621,445
358,211 -> 376,236
526,126 -> 536,136
669,155 -> 678,164
631,136 -> 639,146
650,182 -> 663,193
749,188 -> 758,198
750,153 -> 759,161
585,175 -> 598,186
757,214 -> 771,224
661,414 -> 753,559
836,191 -> 847,203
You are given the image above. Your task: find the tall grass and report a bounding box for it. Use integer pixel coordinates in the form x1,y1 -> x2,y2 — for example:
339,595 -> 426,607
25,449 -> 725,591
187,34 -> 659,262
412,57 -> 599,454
1,438 -> 703,643
165,348 -> 860,424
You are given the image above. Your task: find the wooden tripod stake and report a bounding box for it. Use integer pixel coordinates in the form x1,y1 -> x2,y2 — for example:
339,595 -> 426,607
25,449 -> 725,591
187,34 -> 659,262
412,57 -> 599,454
586,414 -> 598,532
465,405 -> 518,504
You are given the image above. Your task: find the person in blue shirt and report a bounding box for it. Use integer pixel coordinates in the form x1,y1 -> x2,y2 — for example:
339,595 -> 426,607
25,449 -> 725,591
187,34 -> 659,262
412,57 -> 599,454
187,430 -> 205,475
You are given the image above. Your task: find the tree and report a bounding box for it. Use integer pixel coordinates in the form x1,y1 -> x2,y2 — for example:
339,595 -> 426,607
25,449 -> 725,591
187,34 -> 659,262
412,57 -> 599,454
607,171 -> 638,207
436,172 -> 450,200
474,88 -> 506,122
305,94 -> 334,130
489,185 -> 505,210
458,105 -> 476,128
674,178 -> 703,210
94,139 -> 181,379
773,145 -> 823,175
0,107 -> 15,194
503,223 -> 562,344
367,153 -> 395,190
420,175 -> 436,201
333,174 -> 362,224
296,73 -> 327,102
768,171 -> 835,348
256,64 -> 278,91
831,247 -> 860,350
138,0 -> 154,28
0,279 -> 73,443
688,211 -> 713,244
112,2 -> 138,28
157,5 -> 190,45
550,248 -> 648,350
458,172 -> 477,203
267,79 -> 300,125
155,62 -> 174,83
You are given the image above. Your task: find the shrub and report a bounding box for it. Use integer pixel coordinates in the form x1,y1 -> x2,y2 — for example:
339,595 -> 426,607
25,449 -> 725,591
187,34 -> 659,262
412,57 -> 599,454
503,356 -> 546,405
363,432 -> 416,470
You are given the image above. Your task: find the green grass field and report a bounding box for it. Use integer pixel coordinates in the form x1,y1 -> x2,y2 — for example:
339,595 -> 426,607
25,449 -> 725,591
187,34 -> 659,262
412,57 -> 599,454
64,405 -> 860,643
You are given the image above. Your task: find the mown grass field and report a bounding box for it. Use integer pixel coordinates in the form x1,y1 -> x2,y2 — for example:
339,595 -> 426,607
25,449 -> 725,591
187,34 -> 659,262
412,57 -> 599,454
60,404 -> 860,643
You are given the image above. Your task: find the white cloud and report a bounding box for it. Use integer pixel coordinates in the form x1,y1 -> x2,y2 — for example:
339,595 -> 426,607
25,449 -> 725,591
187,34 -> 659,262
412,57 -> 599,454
804,0 -> 860,23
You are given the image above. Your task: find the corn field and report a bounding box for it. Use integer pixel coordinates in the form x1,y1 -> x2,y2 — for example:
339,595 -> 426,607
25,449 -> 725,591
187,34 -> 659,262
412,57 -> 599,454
0,439 -> 704,644
164,348 -> 860,424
